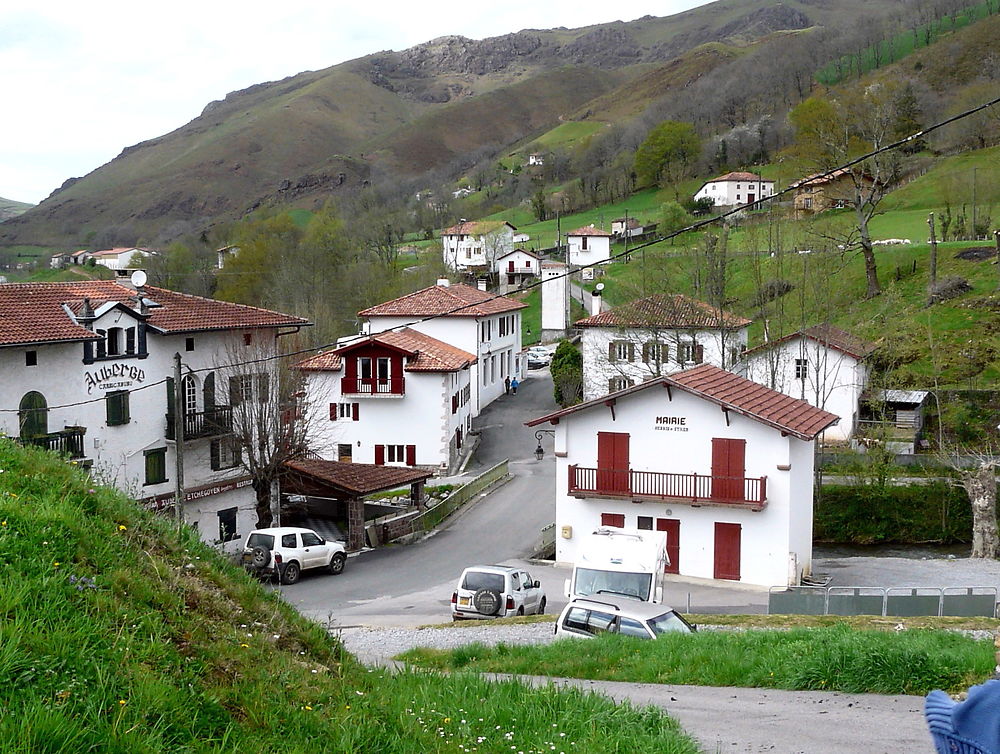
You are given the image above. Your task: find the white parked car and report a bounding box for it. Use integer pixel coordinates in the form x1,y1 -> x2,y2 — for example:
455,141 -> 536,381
526,346 -> 552,369
451,565 -> 546,620
554,595 -> 695,640
242,526 -> 346,585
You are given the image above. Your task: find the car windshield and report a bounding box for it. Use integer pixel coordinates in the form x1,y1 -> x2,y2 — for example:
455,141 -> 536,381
247,533 -> 275,549
462,571 -> 505,591
648,610 -> 694,635
574,568 -> 651,601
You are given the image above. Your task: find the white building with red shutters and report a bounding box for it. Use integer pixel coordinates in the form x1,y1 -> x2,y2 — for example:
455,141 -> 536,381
441,220 -> 517,272
527,364 -> 838,587
295,328 -> 475,473
575,293 -> 751,401
495,248 -> 540,289
0,280 -> 308,550
566,225 -> 613,266
742,324 -> 875,443
357,280 -> 525,416
693,171 -> 775,208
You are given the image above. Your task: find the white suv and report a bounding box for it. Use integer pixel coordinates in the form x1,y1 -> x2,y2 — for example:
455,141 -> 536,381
242,527 -> 346,585
451,565 -> 546,620
555,595 -> 695,640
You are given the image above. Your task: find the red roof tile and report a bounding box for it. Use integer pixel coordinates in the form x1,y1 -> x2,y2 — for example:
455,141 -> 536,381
575,294 -> 750,330
743,324 -> 876,360
358,283 -> 526,318
0,281 -> 308,347
706,171 -> 770,183
527,363 -> 838,441
283,458 -> 434,495
295,328 -> 475,373
442,220 -> 516,236
567,225 -> 612,237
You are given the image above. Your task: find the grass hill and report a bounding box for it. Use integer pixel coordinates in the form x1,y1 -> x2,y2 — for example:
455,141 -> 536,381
0,197 -> 33,222
0,0 -> 926,248
0,440 -> 699,752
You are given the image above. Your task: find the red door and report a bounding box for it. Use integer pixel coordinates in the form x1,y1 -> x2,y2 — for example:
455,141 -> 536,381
714,522 -> 741,580
374,445 -> 385,465
597,432 -> 630,494
711,438 -> 746,501
508,260 -> 515,273
747,193 -> 755,204
657,518 -> 680,574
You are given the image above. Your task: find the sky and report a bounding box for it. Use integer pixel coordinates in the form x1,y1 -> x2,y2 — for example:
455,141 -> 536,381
0,0 -> 710,205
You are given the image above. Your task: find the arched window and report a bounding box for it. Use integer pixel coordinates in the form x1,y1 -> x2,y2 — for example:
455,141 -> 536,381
18,392 -> 48,438
183,374 -> 199,416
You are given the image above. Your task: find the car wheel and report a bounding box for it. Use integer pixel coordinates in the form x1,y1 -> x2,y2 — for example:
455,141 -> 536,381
250,545 -> 270,569
328,552 -> 346,575
516,607 -> 524,616
472,588 -> 502,616
537,597 -> 546,615
280,561 -> 301,585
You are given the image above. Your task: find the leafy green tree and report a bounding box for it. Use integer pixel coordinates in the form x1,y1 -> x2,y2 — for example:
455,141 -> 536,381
550,340 -> 582,407
659,201 -> 693,236
531,188 -> 548,222
633,121 -> 701,196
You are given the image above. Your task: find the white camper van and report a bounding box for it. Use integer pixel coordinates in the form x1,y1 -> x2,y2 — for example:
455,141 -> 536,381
565,528 -> 669,603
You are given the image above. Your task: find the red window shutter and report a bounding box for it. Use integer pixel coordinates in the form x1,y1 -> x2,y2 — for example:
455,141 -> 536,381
601,513 -> 625,528
406,445 -> 416,466
329,403 -> 337,421
608,342 -> 616,362
627,343 -> 635,362
352,403 -> 359,421
694,344 -> 704,364
374,445 -> 385,465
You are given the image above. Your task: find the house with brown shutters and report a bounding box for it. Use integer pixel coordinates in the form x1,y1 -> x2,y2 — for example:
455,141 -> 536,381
693,171 -> 775,208
790,169 -> 876,217
0,280 -> 308,550
575,293 -> 751,401
358,280 -> 525,416
741,324 -> 876,443
567,225 -> 613,266
294,328 -> 475,473
441,220 -> 517,272
527,363 -> 838,587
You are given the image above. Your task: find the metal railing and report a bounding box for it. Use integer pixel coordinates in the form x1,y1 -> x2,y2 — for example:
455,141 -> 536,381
768,585 -> 998,617
568,465 -> 767,508
165,406 -> 233,441
341,376 -> 405,395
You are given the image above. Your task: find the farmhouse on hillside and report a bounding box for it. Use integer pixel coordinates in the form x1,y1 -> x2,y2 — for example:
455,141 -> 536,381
357,280 -> 525,416
495,248 -> 540,290
527,363 -> 839,587
574,293 -> 751,401
790,169 -> 875,216
693,172 -> 775,208
441,220 -> 516,272
566,225 -> 613,267
741,324 -> 876,443
0,280 -> 308,551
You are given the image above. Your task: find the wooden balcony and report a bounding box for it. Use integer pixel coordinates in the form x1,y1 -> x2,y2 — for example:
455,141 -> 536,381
16,427 -> 86,459
165,406 -> 233,441
341,376 -> 405,396
568,465 -> 767,510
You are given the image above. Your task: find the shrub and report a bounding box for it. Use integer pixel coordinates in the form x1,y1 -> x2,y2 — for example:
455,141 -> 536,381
928,276 -> 972,304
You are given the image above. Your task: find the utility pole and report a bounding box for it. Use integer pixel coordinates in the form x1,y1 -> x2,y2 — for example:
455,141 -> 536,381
173,353 -> 186,531
972,167 -> 978,239
928,212 -> 938,292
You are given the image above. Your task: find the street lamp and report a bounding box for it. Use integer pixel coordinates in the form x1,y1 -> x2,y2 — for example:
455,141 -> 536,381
534,429 -> 554,460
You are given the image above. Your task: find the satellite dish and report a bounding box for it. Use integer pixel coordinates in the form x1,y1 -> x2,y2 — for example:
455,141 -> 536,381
595,282 -> 605,293
130,270 -> 147,288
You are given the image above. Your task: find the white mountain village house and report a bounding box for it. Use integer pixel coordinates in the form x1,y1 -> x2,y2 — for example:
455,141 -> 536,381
0,280 -> 308,550
528,364 -> 838,587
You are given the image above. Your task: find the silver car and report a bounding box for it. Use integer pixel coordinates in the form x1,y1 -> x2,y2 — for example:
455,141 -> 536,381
555,595 -> 695,639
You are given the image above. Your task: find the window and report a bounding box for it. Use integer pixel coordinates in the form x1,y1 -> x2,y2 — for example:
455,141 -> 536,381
183,374 -> 199,416
106,327 -> 122,356
834,198 -> 847,209
608,340 -> 633,363
795,358 -> 808,380
385,444 -> 406,463
106,390 -> 130,426
210,437 -> 241,470
608,377 -> 631,393
337,444 -> 353,462
729,346 -> 743,366
376,357 -> 391,382
581,235 -> 588,250
185,337 -> 195,352
331,402 -> 358,421
601,512 -> 625,528
217,507 -> 238,543
301,531 -> 323,547
618,617 -> 650,638
25,351 -> 37,367
243,333 -> 252,346
228,374 -> 268,405
642,341 -> 668,365
678,340 -> 703,364
637,516 -> 653,530
803,197 -> 813,209
18,391 -> 48,438
144,448 -> 167,485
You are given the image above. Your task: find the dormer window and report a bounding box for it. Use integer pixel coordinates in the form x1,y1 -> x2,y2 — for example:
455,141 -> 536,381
95,326 -> 137,359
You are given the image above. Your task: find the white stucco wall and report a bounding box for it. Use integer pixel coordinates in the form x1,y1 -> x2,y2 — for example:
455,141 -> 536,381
442,228 -> 514,271
548,384 -> 815,587
364,311 -> 521,416
495,250 -> 538,276
743,337 -> 860,442
303,365 -> 472,471
567,235 -> 611,266
694,179 -> 775,207
579,325 -> 748,401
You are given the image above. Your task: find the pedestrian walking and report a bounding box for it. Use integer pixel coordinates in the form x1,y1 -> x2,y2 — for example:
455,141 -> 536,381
504,376 -> 511,395
511,377 -> 519,395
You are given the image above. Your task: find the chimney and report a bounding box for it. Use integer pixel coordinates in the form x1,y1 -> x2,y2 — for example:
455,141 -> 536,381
591,282 -> 604,317
436,278 -> 451,287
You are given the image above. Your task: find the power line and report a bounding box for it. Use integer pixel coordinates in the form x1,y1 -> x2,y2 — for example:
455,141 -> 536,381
3,93 -> 999,415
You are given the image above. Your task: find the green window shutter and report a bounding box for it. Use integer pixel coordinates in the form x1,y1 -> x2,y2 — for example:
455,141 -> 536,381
166,377 -> 175,417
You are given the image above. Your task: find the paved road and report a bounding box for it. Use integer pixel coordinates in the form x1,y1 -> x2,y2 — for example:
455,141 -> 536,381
279,367 -> 560,627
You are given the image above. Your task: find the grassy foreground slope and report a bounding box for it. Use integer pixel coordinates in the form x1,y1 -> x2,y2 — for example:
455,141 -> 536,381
0,441 -> 698,753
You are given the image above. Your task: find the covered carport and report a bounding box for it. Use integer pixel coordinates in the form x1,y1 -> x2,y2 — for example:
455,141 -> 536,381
281,459 -> 434,551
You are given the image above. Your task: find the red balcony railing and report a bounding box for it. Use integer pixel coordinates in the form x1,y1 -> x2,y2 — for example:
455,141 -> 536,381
568,465 -> 767,509
341,376 -> 405,395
